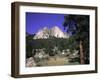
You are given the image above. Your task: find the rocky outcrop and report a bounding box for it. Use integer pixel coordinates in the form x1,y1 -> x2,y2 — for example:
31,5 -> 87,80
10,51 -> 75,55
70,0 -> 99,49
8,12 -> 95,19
26,57 -> 36,67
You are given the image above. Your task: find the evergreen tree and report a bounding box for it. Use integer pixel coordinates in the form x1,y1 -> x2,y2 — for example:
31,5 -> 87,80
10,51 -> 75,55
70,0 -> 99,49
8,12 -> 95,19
63,15 -> 89,64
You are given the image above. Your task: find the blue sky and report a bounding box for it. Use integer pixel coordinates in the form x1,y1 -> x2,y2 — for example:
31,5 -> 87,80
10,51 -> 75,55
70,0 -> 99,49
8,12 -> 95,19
26,12 -> 66,34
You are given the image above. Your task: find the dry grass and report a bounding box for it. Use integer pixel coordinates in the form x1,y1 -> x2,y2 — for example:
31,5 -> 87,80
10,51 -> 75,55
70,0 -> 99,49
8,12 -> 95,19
43,55 -> 69,66
26,55 -> 79,67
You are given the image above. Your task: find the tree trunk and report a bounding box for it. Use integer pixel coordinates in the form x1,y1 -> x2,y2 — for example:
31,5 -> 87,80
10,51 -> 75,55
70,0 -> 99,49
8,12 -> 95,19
79,40 -> 85,64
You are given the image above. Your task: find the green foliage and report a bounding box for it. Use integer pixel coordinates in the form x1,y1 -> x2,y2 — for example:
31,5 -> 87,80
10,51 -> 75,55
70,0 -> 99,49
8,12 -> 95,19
63,15 -> 89,64
26,35 -> 72,57
26,42 -> 33,58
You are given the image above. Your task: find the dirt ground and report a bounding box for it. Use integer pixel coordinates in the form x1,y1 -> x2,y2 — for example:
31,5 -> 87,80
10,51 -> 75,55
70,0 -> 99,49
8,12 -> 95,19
35,55 -> 70,66
26,55 -> 79,67
45,56 -> 69,66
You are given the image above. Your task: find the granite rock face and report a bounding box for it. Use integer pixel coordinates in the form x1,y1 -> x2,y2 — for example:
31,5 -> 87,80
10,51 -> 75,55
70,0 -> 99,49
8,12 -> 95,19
33,26 -> 69,39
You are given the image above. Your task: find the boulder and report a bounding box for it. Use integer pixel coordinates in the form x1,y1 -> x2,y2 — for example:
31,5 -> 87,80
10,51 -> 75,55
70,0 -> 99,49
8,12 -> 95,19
26,57 -> 36,67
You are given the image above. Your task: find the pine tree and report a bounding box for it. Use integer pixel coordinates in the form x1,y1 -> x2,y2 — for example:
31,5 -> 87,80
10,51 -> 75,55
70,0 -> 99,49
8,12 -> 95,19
63,15 -> 89,64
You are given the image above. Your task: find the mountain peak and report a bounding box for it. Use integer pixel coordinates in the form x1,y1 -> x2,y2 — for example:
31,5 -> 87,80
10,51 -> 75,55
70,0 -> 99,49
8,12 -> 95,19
43,27 -> 48,30
52,26 -> 59,28
51,26 -> 61,30
33,26 -> 69,39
